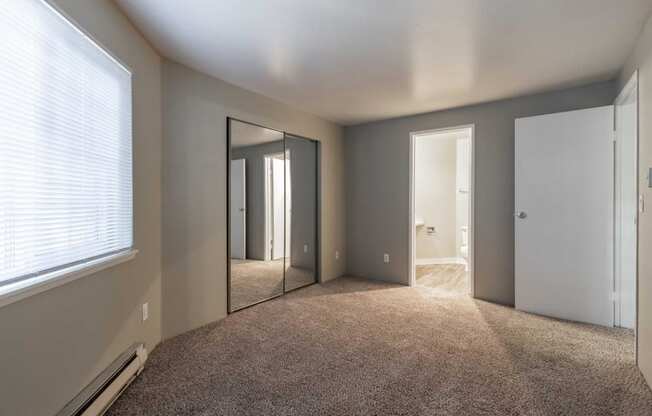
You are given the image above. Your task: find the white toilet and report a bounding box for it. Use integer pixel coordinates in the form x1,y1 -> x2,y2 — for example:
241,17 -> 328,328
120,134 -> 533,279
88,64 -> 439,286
460,226 -> 469,271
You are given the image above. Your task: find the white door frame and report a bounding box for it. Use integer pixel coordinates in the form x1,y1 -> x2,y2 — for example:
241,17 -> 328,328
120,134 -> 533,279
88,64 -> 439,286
264,153 -> 285,261
408,124 -> 476,296
614,70 -> 639,333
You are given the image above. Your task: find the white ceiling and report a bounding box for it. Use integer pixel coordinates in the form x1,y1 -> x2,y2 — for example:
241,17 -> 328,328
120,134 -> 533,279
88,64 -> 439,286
115,0 -> 652,125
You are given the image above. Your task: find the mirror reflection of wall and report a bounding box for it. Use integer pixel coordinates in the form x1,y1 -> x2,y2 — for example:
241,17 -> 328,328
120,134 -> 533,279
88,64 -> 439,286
228,120 -> 318,312
284,135 -> 317,292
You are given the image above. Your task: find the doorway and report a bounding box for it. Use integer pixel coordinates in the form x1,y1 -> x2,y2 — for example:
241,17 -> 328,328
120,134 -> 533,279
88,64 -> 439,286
264,153 -> 286,261
409,125 -> 475,295
614,71 -> 638,331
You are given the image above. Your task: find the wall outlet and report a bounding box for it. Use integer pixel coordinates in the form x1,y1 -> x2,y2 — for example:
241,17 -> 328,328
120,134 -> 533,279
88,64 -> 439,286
142,303 -> 149,322
384,253 -> 390,264
335,250 -> 340,260
304,244 -> 308,253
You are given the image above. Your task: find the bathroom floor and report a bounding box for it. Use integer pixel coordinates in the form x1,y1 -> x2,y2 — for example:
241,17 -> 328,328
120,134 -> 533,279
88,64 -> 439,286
416,263 -> 469,295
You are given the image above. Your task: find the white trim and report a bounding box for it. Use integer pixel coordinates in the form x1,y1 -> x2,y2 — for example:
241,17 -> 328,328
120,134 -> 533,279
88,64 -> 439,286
0,249 -> 138,308
409,124 -> 475,297
416,257 -> 466,266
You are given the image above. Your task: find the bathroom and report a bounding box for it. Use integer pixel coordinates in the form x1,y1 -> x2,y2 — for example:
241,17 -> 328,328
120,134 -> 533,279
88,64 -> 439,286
413,127 -> 472,294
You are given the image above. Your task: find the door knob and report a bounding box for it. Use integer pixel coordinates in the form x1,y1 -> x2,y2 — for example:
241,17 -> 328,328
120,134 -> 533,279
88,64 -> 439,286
239,208 -> 245,212
514,211 -> 527,219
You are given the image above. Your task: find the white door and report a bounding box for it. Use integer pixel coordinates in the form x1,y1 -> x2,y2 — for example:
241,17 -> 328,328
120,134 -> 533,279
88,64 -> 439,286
272,158 -> 285,260
230,159 -> 246,260
285,152 -> 292,259
515,106 -> 614,327
615,81 -> 638,329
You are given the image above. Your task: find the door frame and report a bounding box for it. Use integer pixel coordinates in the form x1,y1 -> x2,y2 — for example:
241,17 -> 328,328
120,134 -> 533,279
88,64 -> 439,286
408,124 -> 476,296
264,152 -> 286,261
614,70 -> 639,351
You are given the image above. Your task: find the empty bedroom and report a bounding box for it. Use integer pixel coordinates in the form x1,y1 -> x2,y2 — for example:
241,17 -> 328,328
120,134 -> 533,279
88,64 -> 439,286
1,1 -> 652,415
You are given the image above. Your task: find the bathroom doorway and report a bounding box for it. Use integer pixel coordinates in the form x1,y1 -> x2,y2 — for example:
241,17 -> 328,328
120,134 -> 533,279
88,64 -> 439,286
409,126 -> 474,295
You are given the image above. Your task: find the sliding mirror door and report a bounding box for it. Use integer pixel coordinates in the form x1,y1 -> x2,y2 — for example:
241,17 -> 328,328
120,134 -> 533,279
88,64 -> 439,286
284,134 -> 318,291
229,119 -> 285,311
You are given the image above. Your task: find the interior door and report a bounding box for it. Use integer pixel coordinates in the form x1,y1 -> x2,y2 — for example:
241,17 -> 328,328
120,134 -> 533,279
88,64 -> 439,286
272,157 -> 285,260
230,159 -> 246,260
515,106 -> 614,327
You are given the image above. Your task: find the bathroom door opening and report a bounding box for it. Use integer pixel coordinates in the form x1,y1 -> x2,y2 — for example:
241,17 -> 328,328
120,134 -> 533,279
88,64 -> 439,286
614,71 -> 638,332
264,153 -> 286,261
409,125 -> 475,296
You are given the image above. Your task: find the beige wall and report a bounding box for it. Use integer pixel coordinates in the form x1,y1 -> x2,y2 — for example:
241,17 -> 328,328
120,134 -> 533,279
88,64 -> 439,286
619,12 -> 652,388
345,81 -> 615,305
162,61 -> 346,339
415,134 -> 458,259
0,1 -> 163,415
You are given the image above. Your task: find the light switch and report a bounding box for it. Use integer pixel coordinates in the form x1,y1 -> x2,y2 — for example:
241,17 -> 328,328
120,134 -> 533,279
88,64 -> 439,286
384,253 -> 390,263
304,244 -> 308,253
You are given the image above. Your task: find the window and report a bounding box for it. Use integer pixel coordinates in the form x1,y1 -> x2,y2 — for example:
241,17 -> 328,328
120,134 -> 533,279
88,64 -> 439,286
0,0 -> 133,294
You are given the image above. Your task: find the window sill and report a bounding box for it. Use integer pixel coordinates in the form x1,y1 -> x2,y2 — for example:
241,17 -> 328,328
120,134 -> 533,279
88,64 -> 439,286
0,249 -> 138,309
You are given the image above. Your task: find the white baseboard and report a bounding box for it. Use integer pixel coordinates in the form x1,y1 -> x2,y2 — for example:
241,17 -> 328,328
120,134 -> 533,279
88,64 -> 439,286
416,257 -> 466,266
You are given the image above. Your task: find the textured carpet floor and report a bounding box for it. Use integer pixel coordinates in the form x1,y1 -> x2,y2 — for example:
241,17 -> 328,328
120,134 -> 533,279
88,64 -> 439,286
416,263 -> 469,294
108,277 -> 652,416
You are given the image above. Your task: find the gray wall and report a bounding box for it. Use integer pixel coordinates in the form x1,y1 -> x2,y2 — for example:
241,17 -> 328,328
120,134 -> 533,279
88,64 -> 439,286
619,11 -> 652,388
162,61 -> 346,339
0,1 -> 163,415
232,140 -> 285,261
344,81 -> 615,305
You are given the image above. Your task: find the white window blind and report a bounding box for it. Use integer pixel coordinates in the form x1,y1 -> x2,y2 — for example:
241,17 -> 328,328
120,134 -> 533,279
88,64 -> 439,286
0,0 -> 133,287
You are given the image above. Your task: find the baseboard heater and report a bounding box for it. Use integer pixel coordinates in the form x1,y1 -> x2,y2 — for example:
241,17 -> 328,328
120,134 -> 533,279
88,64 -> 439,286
57,343 -> 148,416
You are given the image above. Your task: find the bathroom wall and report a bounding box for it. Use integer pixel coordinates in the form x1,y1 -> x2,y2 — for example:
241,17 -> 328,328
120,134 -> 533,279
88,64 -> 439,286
415,133 -> 458,260
456,138 -> 471,258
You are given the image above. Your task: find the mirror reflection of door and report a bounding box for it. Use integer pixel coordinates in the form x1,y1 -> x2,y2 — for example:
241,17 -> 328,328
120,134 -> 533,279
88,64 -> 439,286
230,159 -> 246,260
264,154 -> 285,261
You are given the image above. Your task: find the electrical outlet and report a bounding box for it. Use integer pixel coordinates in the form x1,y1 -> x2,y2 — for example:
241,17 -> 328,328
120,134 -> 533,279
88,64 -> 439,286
304,244 -> 308,253
384,253 -> 390,264
142,303 -> 149,322
335,250 -> 340,260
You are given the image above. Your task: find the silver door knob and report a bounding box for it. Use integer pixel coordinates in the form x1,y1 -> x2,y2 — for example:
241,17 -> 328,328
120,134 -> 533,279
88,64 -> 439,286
514,211 -> 527,219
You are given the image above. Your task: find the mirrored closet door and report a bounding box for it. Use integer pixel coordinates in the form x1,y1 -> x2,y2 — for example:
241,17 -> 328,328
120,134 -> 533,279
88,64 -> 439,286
228,119 -> 318,313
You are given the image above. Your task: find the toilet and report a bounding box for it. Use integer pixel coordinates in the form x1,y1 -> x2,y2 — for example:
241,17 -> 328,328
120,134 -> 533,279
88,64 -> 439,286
460,226 -> 469,271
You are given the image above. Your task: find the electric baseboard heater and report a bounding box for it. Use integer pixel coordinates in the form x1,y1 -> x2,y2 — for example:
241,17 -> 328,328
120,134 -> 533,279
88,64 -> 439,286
57,343 -> 147,416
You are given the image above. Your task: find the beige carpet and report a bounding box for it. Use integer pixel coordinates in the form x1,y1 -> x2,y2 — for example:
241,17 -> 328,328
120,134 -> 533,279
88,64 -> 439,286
230,259 -> 315,310
416,263 -> 469,294
108,277 -> 652,416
